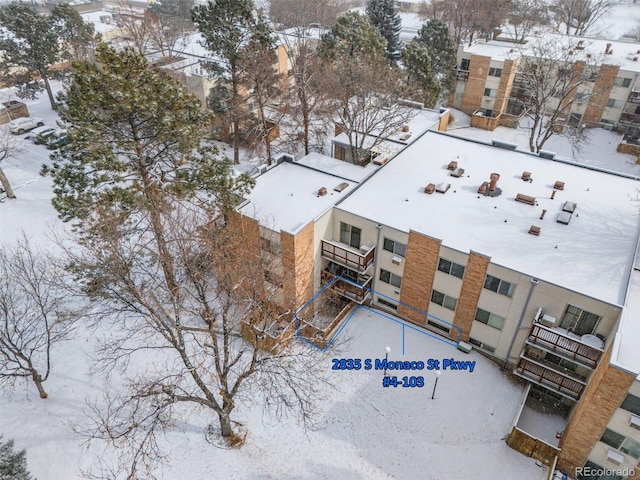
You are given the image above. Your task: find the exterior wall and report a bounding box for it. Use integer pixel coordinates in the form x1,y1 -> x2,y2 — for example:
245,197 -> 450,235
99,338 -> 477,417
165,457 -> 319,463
558,346 -> 637,473
397,231 -> 441,325
438,110 -> 451,131
583,64 -> 619,125
493,59 -> 518,115
281,221 -> 315,310
461,56 -> 491,115
452,251 -> 490,341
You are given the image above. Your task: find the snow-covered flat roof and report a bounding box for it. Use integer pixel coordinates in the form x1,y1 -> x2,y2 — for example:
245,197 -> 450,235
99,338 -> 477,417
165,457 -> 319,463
465,34 -> 640,73
338,131 -> 640,306
238,158 -> 359,234
295,152 -> 378,183
613,267 -> 640,378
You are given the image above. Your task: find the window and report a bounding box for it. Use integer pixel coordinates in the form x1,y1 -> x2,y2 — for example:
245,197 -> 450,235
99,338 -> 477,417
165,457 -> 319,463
260,236 -> 281,255
480,108 -> 493,117
606,98 -> 622,109
460,58 -> 470,71
568,112 -> 582,127
621,393 -> 640,416
379,269 -> 402,288
559,305 -> 601,336
488,67 -> 502,77
614,77 -> 632,88
483,88 -> 497,98
378,297 -> 398,310
383,237 -> 407,257
600,428 -> 625,449
431,290 -> 458,311
484,275 -> 515,297
475,308 -> 505,330
339,222 -> 361,249
621,437 -> 640,458
438,258 -> 466,279
469,337 -> 495,353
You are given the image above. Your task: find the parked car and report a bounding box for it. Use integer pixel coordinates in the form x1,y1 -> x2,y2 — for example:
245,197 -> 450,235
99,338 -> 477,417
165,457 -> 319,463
27,126 -> 56,143
8,117 -> 44,134
44,130 -> 68,150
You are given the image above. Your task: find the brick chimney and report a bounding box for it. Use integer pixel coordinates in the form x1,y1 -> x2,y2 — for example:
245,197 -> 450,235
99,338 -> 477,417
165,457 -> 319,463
489,173 -> 500,192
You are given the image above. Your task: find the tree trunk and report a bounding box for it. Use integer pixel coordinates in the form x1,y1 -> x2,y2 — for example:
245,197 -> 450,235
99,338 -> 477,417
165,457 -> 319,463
0,168 -> 16,199
219,411 -> 233,437
42,74 -> 57,111
32,371 -> 48,399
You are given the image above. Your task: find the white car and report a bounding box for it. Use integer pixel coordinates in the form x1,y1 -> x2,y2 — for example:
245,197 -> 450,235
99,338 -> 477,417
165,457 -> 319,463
8,117 -> 44,135
27,125 -> 56,143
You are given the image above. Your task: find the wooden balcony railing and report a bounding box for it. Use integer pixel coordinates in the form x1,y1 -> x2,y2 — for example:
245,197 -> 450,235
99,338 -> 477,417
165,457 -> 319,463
321,271 -> 372,304
526,323 -> 603,369
321,240 -> 375,273
620,112 -> 640,126
515,357 -> 586,401
457,70 -> 469,82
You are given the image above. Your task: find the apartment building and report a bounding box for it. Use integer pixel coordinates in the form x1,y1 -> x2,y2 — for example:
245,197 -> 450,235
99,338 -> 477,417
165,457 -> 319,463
452,34 -> 640,157
234,128 -> 640,478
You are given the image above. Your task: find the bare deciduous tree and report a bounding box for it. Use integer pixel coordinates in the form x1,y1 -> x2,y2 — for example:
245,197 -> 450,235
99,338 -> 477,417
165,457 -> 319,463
508,0 -> 549,43
269,0 -> 341,28
515,37 -> 603,153
113,3 -> 153,54
70,206 -> 332,479
0,129 -> 20,200
551,0 -> 615,36
0,237 -> 75,399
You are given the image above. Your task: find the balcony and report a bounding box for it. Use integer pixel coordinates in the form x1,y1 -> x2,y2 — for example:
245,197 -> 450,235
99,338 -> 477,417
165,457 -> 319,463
627,90 -> 640,104
321,240 -> 375,273
525,322 -> 604,369
321,270 -> 372,304
620,112 -> 640,126
514,356 -> 586,401
457,69 -> 469,82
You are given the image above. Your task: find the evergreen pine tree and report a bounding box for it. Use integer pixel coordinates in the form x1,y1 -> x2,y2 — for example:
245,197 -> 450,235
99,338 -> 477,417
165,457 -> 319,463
402,19 -> 457,107
0,437 -> 34,480
365,0 -> 401,61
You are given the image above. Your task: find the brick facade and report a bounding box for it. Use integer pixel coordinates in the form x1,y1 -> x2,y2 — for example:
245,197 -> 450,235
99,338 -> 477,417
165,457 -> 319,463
583,64 -> 619,125
493,59 -> 517,116
397,231 -> 441,325
558,345 -> 637,473
281,222 -> 315,311
451,251 -> 490,341
461,56 -> 491,115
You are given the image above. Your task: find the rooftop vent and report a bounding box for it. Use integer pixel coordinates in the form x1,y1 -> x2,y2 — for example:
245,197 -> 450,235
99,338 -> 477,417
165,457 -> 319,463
554,180 -> 565,190
447,161 -> 458,171
317,187 -> 327,196
515,193 -> 536,206
489,173 -> 500,192
436,182 -> 451,194
491,139 -> 517,151
576,40 -> 584,50
401,125 -> 410,132
562,201 -> 577,213
522,171 -> 532,182
372,156 -> 389,165
399,132 -> 412,141
334,182 -> 349,192
451,167 -> 465,178
424,183 -> 436,194
478,181 -> 489,195
528,225 -> 541,236
605,43 -> 613,55
539,150 -> 556,159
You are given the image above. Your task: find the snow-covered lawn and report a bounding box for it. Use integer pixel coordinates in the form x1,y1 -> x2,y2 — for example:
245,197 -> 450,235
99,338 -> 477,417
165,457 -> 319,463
0,305 -> 549,480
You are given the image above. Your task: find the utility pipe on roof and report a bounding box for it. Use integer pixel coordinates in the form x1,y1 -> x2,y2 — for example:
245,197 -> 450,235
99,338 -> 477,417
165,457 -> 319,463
503,277 -> 539,370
